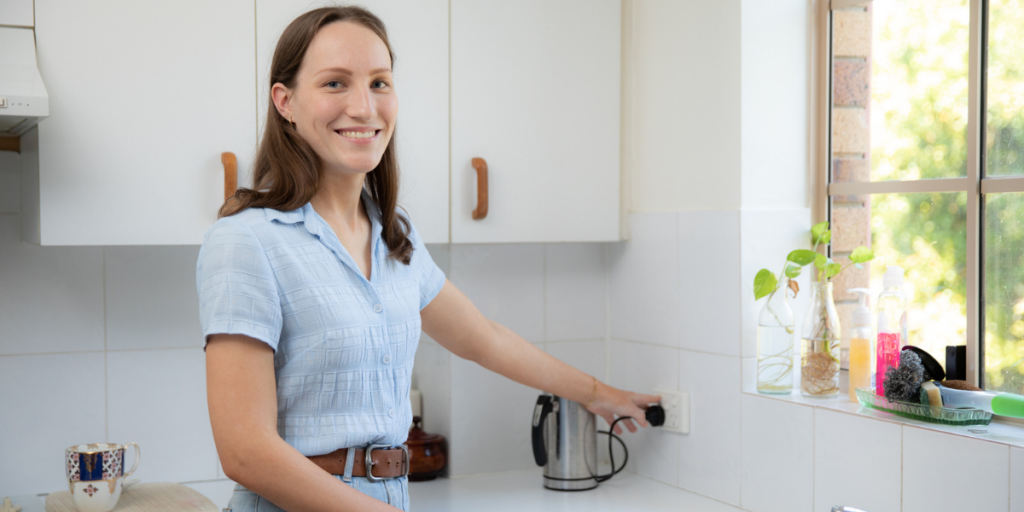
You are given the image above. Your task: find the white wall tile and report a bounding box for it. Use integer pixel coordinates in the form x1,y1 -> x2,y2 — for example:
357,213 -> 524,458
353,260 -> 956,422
183,479 -> 237,510
903,426 -> 1010,512
107,349 -> 217,483
424,243 -> 451,277
413,340 -> 452,445
0,353 -> 106,495
609,212 -> 679,347
544,340 -> 607,383
740,394 -> 813,512
740,208 -> 811,358
678,350 -> 742,505
0,215 -> 104,355
105,246 -> 203,350
608,339 -> 679,486
450,244 -> 544,342
448,355 -> 542,476
678,210 -> 741,356
1012,447 -> 1024,512
0,151 -> 20,213
545,243 -> 607,342
814,409 -> 901,512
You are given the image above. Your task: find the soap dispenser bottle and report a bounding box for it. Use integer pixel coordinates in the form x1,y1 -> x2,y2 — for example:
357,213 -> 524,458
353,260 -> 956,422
847,288 -> 873,401
876,266 -> 908,396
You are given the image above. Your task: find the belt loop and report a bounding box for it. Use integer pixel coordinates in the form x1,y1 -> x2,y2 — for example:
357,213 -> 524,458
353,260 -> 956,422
342,447 -> 357,483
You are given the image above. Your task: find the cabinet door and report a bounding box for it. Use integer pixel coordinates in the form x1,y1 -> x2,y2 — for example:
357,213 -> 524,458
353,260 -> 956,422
451,0 -> 620,244
32,0 -> 256,245
256,0 -> 449,244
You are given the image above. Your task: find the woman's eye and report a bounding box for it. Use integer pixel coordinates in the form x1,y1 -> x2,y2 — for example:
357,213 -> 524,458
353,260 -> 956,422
326,80 -> 343,89
373,80 -> 390,89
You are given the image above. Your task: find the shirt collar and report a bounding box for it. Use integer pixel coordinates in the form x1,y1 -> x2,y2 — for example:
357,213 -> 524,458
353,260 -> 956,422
263,188 -> 384,256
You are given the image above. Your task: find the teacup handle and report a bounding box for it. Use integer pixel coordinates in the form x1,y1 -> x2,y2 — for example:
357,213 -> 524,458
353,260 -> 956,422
123,442 -> 141,478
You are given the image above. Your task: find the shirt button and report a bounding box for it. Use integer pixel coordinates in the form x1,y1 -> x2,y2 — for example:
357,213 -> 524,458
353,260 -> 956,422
383,354 -> 392,364
373,303 -> 383,313
389,408 -> 396,417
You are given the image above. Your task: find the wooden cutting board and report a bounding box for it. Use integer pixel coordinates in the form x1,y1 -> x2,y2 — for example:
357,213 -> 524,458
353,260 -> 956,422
45,483 -> 217,512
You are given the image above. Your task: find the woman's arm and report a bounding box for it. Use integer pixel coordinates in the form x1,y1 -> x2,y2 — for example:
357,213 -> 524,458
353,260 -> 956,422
420,280 -> 660,433
206,334 -> 403,512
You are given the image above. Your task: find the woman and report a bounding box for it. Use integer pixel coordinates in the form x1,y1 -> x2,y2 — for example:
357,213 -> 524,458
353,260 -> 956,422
198,6 -> 658,512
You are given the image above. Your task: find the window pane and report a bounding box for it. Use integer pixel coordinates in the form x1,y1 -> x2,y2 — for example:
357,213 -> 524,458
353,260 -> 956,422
831,193 -> 967,368
830,0 -> 970,183
983,193 -> 1024,393
985,0 -> 1024,176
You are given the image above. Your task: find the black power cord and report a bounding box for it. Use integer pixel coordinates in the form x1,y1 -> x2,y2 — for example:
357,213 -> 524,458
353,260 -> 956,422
543,404 -> 666,485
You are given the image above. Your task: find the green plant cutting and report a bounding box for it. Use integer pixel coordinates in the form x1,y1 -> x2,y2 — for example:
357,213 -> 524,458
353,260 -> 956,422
753,221 -> 876,397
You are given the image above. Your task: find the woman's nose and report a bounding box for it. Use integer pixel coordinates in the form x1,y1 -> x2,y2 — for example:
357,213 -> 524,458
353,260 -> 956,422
346,85 -> 376,120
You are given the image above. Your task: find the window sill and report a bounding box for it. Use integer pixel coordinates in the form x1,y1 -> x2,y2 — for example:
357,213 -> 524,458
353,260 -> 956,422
741,360 -> 1024,449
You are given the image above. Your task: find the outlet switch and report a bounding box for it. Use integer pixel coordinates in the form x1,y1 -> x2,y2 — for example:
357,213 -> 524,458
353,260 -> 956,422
652,388 -> 689,434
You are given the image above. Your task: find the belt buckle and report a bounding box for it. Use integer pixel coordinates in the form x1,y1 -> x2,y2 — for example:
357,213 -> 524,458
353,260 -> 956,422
365,444 -> 410,482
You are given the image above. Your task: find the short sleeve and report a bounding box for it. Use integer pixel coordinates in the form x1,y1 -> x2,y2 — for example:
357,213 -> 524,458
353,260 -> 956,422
407,221 -> 446,310
196,219 -> 283,353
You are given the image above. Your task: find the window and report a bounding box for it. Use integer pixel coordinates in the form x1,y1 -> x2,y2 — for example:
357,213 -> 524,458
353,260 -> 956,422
822,0 -> 1024,393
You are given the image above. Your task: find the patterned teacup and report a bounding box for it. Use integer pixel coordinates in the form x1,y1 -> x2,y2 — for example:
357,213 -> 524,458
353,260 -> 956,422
65,442 -> 140,512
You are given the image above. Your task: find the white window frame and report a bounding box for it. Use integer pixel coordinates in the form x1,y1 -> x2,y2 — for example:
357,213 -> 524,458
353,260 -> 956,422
814,0 -> 1024,390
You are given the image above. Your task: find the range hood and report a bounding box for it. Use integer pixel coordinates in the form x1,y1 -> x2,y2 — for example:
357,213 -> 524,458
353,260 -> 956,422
0,27 -> 49,136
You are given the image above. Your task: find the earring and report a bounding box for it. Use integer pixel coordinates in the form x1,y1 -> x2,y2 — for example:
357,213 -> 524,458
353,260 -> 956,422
289,116 -> 296,128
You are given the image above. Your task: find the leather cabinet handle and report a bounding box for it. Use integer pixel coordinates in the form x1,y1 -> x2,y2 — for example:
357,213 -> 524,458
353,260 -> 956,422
221,152 -> 237,201
471,157 -> 488,220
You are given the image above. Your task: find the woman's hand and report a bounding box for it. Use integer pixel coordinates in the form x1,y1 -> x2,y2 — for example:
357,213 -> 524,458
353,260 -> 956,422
586,381 -> 662,434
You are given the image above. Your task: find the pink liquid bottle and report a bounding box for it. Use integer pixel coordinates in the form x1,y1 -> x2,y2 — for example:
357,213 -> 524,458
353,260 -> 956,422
876,266 -> 908,395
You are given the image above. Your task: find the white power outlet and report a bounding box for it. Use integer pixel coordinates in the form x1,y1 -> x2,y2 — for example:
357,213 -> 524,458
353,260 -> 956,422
653,388 -> 690,434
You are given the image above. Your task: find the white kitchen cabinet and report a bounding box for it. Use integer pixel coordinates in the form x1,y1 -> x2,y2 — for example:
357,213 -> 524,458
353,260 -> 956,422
450,0 -> 621,243
28,0 -> 257,245
255,0 -> 450,244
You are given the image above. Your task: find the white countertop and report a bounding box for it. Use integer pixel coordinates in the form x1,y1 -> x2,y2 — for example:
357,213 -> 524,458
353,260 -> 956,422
408,468 -> 743,512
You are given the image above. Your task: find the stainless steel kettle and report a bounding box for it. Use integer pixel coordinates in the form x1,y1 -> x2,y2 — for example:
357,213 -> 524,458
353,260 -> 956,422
531,394 -> 598,491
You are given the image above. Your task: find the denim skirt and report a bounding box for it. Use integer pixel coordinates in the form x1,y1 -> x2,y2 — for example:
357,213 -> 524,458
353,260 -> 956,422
225,475 -> 409,511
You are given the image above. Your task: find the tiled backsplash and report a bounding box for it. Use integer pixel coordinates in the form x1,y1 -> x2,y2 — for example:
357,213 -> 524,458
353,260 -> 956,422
3,142 -> 1022,510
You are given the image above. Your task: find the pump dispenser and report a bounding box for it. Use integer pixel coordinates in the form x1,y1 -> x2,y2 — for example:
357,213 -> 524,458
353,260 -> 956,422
876,266 -> 908,395
848,288 -> 873,400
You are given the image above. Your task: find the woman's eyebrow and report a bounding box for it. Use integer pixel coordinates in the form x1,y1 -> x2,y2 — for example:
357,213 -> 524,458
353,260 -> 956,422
315,67 -> 392,77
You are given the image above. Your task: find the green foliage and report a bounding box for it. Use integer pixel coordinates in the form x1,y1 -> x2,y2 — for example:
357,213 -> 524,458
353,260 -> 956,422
787,250 -> 819,266
850,246 -> 875,264
754,269 -> 778,301
784,263 -> 803,279
812,222 -> 831,246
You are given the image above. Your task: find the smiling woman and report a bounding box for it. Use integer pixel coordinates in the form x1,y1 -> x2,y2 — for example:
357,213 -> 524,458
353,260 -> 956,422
198,6 -> 658,512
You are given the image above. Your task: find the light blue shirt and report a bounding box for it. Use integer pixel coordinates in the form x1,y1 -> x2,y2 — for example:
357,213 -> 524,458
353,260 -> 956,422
196,190 -> 445,456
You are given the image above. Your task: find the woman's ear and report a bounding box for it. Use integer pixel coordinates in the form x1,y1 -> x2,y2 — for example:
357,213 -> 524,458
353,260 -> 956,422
271,82 -> 293,122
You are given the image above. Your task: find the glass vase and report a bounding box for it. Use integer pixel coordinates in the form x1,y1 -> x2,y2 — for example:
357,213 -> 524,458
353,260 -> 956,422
800,281 -> 841,397
756,286 -> 795,394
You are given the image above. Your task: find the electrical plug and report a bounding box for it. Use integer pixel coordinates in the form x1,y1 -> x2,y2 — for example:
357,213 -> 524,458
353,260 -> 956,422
645,404 -> 666,427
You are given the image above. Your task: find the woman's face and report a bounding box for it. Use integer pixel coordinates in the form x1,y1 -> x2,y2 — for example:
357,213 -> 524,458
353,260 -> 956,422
274,21 -> 397,177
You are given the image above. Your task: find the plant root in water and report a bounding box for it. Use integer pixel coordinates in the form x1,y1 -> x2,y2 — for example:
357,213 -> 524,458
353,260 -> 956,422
801,351 -> 839,396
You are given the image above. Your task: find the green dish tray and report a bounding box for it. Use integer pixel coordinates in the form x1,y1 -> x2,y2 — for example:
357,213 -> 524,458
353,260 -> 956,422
854,388 -> 993,426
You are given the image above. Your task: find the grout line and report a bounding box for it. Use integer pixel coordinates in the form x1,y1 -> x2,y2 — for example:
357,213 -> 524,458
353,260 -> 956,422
611,337 -> 742,359
542,244 -> 547,342
900,426 -> 904,511
447,0 -> 452,244
103,247 -> 109,443
605,242 -> 611,384
812,408 -> 816,511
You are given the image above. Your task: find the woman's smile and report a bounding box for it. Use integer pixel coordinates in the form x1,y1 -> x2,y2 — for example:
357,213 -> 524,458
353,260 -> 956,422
335,126 -> 382,144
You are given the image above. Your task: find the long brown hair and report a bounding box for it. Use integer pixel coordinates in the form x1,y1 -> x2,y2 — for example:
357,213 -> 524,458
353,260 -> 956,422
220,6 -> 413,265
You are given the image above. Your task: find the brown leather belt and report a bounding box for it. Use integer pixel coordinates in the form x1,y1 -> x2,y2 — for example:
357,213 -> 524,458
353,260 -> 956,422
307,444 -> 409,482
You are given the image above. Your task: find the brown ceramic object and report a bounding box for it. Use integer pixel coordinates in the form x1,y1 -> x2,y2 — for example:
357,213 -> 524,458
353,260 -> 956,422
404,416 -> 447,481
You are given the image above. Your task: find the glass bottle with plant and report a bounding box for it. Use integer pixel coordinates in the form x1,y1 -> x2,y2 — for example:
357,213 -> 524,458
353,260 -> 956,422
753,221 -> 875,397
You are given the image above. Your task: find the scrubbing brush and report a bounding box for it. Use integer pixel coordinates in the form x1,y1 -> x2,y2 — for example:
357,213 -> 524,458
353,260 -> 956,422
883,350 -> 925,403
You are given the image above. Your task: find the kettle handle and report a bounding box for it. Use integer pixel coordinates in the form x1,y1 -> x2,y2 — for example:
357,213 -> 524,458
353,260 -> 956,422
532,395 -> 553,466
